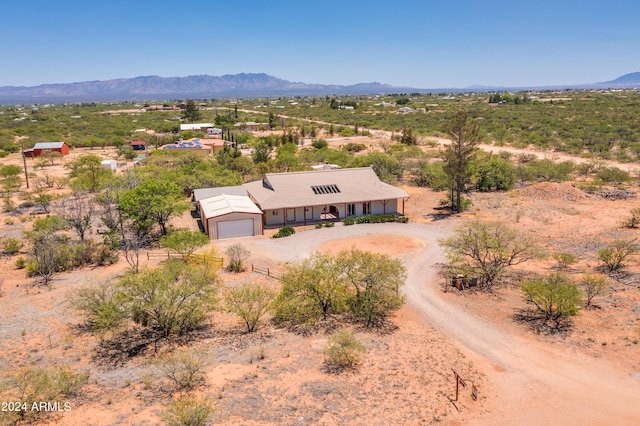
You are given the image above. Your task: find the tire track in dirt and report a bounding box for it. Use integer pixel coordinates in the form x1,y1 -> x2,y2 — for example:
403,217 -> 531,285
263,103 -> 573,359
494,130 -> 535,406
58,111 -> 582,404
236,222 -> 640,425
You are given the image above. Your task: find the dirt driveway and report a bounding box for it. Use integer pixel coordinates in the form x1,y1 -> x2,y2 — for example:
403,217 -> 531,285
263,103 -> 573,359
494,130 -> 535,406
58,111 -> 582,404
217,222 -> 640,425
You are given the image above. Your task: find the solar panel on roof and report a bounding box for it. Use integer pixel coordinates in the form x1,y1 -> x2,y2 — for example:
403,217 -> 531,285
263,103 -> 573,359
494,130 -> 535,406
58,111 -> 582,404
311,184 -> 340,195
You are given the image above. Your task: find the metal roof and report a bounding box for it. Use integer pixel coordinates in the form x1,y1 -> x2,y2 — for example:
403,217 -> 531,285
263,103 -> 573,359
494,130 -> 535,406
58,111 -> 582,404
243,167 -> 409,210
180,123 -> 213,131
33,142 -> 65,149
193,186 -> 248,202
199,194 -> 263,219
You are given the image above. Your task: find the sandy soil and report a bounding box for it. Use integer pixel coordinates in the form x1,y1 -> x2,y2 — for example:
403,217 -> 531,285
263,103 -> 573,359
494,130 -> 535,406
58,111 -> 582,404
3,142 -> 640,424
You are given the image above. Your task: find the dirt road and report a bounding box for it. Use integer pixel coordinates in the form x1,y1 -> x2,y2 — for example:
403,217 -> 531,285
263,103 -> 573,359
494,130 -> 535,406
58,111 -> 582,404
222,223 -> 640,424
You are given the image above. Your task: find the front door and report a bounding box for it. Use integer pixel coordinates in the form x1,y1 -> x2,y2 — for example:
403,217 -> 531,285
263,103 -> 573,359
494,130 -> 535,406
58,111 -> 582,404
286,208 -> 296,222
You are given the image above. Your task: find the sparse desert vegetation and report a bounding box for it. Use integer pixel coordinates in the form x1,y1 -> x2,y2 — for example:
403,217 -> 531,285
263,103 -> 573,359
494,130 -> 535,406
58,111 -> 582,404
2,93 -> 640,424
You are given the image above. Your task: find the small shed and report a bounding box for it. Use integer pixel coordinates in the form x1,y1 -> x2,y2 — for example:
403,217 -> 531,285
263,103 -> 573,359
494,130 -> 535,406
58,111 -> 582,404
25,142 -> 69,158
198,194 -> 263,240
101,160 -> 117,171
129,140 -> 146,151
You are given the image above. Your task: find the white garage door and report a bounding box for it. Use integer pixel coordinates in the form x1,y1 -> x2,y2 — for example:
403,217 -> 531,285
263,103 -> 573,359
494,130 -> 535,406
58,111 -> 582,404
216,218 -> 255,239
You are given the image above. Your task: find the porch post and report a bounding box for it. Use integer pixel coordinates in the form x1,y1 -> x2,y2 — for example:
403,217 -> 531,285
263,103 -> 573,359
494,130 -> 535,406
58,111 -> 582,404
402,198 -> 405,215
304,206 -> 307,225
283,209 -> 285,227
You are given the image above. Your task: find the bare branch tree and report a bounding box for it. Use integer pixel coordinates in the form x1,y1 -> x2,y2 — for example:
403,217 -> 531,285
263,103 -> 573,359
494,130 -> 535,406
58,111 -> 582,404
55,194 -> 96,241
123,234 -> 148,274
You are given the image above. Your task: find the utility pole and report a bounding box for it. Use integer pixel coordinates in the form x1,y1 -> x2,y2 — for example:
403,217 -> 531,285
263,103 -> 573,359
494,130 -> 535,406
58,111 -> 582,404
20,140 -> 29,189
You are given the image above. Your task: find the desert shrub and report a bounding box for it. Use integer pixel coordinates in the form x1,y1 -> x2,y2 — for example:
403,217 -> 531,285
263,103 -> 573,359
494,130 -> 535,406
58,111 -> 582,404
225,284 -> 276,332
0,366 -> 89,424
440,220 -> 538,291
438,194 -> 473,211
412,161 -> 450,190
580,274 -> 609,308
315,221 -> 334,229
521,273 -> 582,325
343,217 -> 355,226
552,252 -> 579,270
225,243 -> 250,273
323,330 -> 366,373
472,155 -> 515,191
71,281 -> 127,334
621,208 -> 640,228
275,249 -> 406,327
354,214 -> 407,224
160,230 -> 209,261
2,196 -> 15,212
1,237 -> 23,255
120,261 -> 219,338
520,159 -> 574,182
343,142 -> 366,153
272,225 -> 295,239
155,349 -> 208,392
597,239 -> 638,272
595,166 -> 631,184
15,256 -> 27,269
163,396 -> 214,426
311,139 -> 328,149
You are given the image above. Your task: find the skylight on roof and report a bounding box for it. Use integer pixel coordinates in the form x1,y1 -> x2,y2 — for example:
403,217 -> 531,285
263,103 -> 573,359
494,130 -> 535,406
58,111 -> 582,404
311,184 -> 341,195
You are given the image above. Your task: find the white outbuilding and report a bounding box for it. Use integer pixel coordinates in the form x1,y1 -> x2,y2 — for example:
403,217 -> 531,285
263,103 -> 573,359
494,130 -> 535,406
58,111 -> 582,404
198,194 -> 263,240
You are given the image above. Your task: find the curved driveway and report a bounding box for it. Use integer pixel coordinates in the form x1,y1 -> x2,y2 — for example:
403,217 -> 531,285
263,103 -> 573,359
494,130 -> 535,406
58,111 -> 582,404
221,222 -> 640,424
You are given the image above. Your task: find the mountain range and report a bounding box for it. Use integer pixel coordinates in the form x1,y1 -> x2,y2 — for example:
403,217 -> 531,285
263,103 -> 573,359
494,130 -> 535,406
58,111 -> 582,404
0,72 -> 639,104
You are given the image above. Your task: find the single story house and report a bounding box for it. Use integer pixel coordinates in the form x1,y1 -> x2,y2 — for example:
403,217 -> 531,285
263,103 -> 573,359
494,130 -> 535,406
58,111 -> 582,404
180,123 -> 214,132
23,142 -> 69,158
243,167 -> 409,227
129,140 -> 146,150
234,122 -> 269,132
198,194 -> 263,240
161,138 -> 210,156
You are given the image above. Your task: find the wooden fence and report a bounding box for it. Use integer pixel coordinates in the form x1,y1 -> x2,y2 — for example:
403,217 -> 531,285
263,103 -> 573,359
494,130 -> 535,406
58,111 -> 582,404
251,264 -> 282,280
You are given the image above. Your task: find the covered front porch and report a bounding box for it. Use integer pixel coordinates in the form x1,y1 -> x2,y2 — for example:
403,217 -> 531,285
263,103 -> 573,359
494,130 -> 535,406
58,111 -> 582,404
262,199 -> 406,228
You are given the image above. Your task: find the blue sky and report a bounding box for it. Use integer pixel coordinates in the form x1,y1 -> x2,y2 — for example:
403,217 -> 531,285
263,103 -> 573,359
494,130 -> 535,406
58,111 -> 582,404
1,0 -> 639,88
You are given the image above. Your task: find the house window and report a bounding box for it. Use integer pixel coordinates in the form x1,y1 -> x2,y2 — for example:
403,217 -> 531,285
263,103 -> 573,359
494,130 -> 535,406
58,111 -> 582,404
363,202 -> 371,215
272,210 -> 279,216
347,203 -> 355,216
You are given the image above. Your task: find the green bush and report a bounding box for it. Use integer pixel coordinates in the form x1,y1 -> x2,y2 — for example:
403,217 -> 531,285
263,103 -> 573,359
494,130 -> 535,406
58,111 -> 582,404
343,218 -> 356,226
353,214 -> 408,224
15,256 -> 27,269
0,366 -> 89,424
323,330 -> 366,373
595,166 -> 631,184
311,139 -> 328,149
163,396 -> 214,426
622,208 -> 640,228
315,221 -> 334,229
155,349 -> 208,392
598,239 -> 638,272
272,225 -> 295,239
1,237 -> 23,255
521,273 -> 581,325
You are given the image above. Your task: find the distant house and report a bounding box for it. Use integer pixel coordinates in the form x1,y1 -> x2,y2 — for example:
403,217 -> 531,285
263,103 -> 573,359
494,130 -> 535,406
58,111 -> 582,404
180,123 -> 214,132
160,138 -> 211,156
24,142 -> 69,158
243,167 -> 409,227
234,122 -> 268,132
129,140 -> 146,151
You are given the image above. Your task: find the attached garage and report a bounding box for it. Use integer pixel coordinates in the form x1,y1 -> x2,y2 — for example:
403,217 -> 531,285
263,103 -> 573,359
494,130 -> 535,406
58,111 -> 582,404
199,194 -> 263,240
